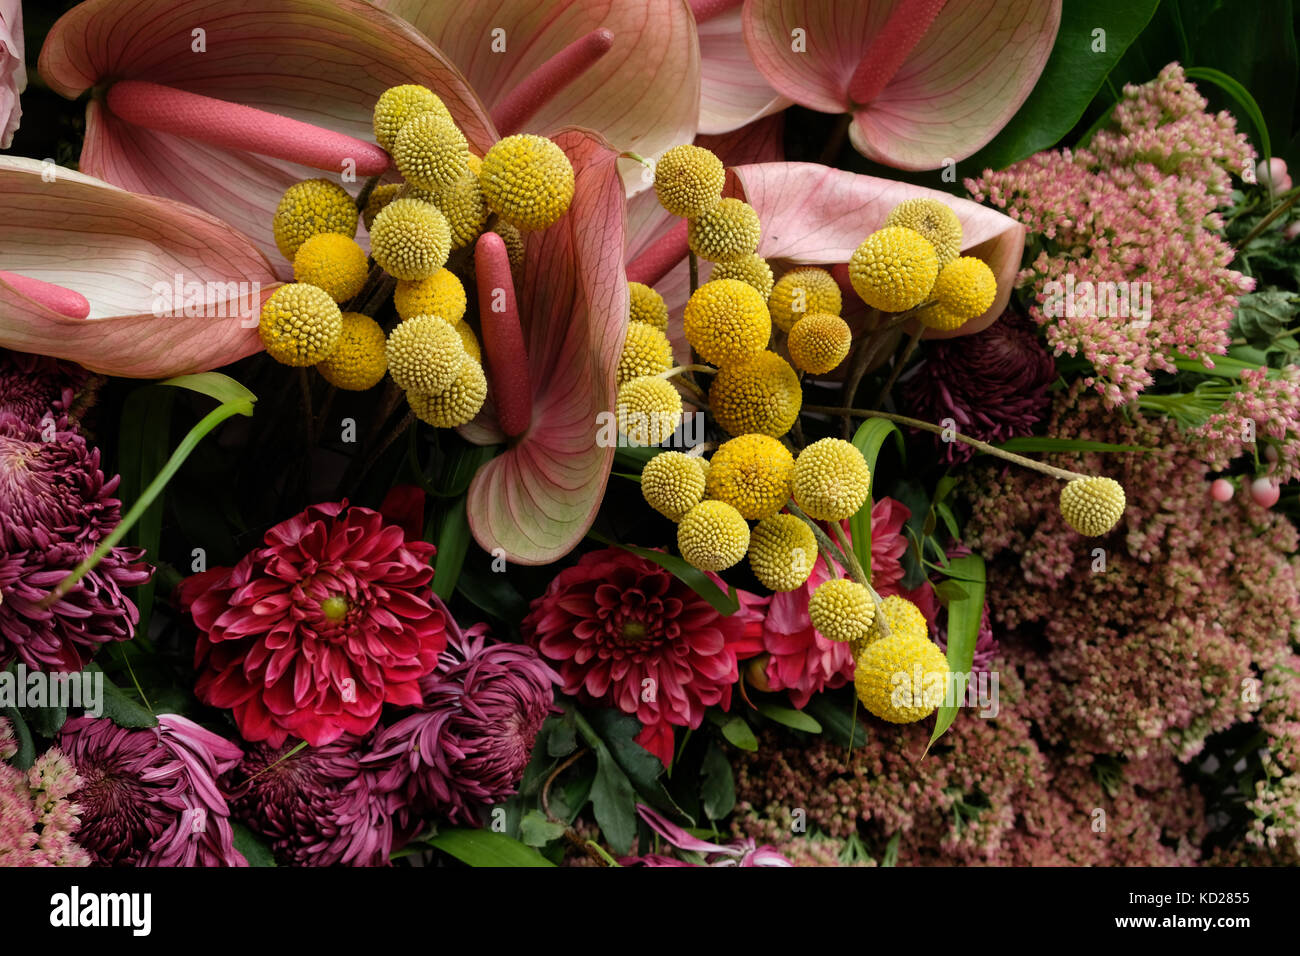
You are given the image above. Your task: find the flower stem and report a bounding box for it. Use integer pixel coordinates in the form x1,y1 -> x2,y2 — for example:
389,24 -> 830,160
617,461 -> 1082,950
1238,185 -> 1300,250
688,251 -> 699,295
872,323 -> 925,407
354,175 -> 381,213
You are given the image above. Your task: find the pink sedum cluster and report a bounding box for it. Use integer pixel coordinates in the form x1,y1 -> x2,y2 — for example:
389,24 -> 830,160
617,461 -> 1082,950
0,716 -> 89,866
1196,364 -> 1300,484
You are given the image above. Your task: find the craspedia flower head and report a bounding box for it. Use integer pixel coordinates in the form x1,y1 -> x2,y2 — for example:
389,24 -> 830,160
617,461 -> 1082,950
787,312 -> 852,374
386,315 -> 466,394
316,312 -> 387,391
808,578 -> 875,643
747,513 -> 816,592
854,631 -> 950,723
616,376 -> 683,446
258,283 -> 343,366
855,593 -> 928,658
373,84 -> 451,152
848,226 -> 939,312
480,134 -> 574,231
641,451 -> 708,521
455,322 -> 481,362
628,281 -> 669,331
407,360 -> 488,428
678,500 -> 750,571
273,178 -> 359,260
393,111 -> 470,193
793,438 -> 871,521
369,198 -> 451,280
683,279 -> 771,366
884,198 -> 963,269
1059,476 -> 1126,536
654,144 -> 725,218
425,166 -> 488,249
394,269 -> 466,322
688,198 -> 761,263
705,433 -> 795,520
618,322 -> 674,386
711,253 -> 775,299
293,233 -> 369,303
709,351 -> 801,438
362,183 -> 403,231
769,267 -> 842,332
491,221 -> 526,270
922,256 -> 997,331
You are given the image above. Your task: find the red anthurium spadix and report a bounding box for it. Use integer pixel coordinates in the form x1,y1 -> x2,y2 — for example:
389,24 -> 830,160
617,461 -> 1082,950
461,129 -> 628,566
0,157 -> 278,377
39,0 -> 496,271
690,0 -> 789,135
742,0 -> 1061,170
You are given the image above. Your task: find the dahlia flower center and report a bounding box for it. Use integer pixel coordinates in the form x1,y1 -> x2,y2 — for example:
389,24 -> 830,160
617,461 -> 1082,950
620,619 -> 648,642
320,594 -> 349,622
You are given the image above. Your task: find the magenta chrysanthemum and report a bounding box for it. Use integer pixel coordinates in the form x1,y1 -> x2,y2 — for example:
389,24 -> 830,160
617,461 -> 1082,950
57,714 -> 246,867
1,715 -> 90,866
180,501 -> 446,748
0,348 -> 90,423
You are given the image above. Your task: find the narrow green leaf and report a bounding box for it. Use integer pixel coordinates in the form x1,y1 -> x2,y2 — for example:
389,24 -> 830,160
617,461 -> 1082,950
428,828 -> 556,867
927,555 -> 986,753
158,371 -> 257,411
86,664 -> 158,729
432,496 -> 471,601
117,386 -> 175,643
231,822 -> 278,867
1184,66 -> 1271,161
882,831 -> 901,868
587,532 -> 738,615
700,741 -> 736,820
849,418 -> 905,580
754,701 -> 823,734
720,715 -> 758,751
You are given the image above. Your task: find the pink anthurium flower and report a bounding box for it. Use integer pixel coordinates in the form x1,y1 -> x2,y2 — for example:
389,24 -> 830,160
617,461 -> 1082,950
0,157 -> 278,377
690,0 -> 789,135
742,0 -> 1061,170
0,0 -> 23,147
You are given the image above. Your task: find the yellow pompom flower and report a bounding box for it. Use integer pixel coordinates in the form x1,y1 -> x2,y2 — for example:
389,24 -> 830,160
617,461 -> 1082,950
854,631 -> 950,724
853,594 -> 928,659
922,256 -> 997,331
747,513 -> 816,591
769,267 -> 842,333
370,198 -> 451,281
641,451 -> 707,522
705,433 -> 795,520
848,226 -> 939,312
808,578 -> 875,643
677,500 -> 750,571
682,279 -> 771,367
653,144 -> 725,218
316,312 -> 387,390
362,183 -> 403,231
793,438 -> 871,521
618,323 -> 674,386
687,198 -> 761,264
394,269 -> 467,322
393,112 -> 470,193
884,198 -> 962,269
787,312 -> 852,375
258,283 -> 343,366
1059,476 -> 1126,536
628,282 -> 669,331
455,322 -> 481,363
695,457 -> 711,484
292,233 -> 369,303
272,179 -> 359,260
709,351 -> 801,439
373,84 -> 451,152
408,360 -> 488,428
491,221 -> 526,269
385,315 -> 466,394
480,134 -> 574,231
424,165 -> 488,250
616,376 -> 683,446
711,253 -> 774,299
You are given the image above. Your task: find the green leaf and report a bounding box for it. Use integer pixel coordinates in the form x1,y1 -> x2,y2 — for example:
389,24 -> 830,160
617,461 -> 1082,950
547,711 -> 578,759
231,822 -> 278,867
428,828 -> 556,867
755,701 -> 823,734
518,810 -> 568,848
587,532 -> 738,615
455,565 -> 530,622
1,706 -> 35,770
159,371 -> 257,410
86,664 -> 158,729
1234,289 -> 1299,341
700,741 -> 736,820
587,745 -> 638,856
933,501 -> 961,541
1184,66 -> 1271,162
24,705 -> 67,737
431,497 -> 471,601
849,418 -> 905,580
579,709 -> 691,824
720,715 -> 758,751
994,437 -> 1156,454
882,831 -> 902,868
117,385 -> 176,643
804,695 -> 868,750
927,555 -> 986,754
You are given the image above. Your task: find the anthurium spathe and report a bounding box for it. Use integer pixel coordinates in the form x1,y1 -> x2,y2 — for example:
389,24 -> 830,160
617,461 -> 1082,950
0,157 -> 278,377
0,0 -> 24,148
690,0 -> 789,135
742,0 -> 1061,170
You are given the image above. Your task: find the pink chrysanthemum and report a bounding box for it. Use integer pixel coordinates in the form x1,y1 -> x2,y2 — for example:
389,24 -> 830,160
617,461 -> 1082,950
57,714 -> 246,867
1,715 -> 90,866
522,548 -> 767,765
179,501 -> 446,747
0,347 -> 89,422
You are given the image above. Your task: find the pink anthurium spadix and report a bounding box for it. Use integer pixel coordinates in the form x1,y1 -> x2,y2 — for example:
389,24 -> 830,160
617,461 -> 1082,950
690,0 -> 789,134
742,0 -> 1061,170
0,157 -> 278,377
460,129 -> 628,566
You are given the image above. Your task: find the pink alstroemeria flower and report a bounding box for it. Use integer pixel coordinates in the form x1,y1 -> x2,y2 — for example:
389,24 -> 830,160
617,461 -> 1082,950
0,0 -> 24,147
622,805 -> 794,866
743,0 -> 1061,169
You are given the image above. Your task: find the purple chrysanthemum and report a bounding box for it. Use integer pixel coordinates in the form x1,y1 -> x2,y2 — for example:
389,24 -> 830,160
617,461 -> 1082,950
57,714 -> 247,867
0,347 -> 89,423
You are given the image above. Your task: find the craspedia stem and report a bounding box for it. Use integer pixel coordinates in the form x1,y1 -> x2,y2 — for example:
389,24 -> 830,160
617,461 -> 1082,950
659,364 -> 717,378
491,28 -> 616,136
354,175 -> 381,213
872,323 -> 925,407
689,251 -> 700,295
475,231 -> 533,437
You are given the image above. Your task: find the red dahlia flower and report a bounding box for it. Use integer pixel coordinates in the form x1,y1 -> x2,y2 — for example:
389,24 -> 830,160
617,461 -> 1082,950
179,501 -> 445,748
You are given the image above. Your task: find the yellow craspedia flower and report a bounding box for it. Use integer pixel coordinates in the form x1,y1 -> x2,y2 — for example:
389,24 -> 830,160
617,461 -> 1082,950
292,233 -> 369,303
688,198 -> 761,264
854,631 -> 950,724
616,376 -> 683,446
683,279 -> 771,367
695,456 -> 710,483
787,312 -> 852,375
370,198 -> 451,281
258,283 -> 343,366
884,198 -> 962,269
848,226 -> 939,313
394,112 -> 470,193
394,269 -> 466,322
492,221 -> 526,269
425,165 -> 488,249
747,513 -> 816,592
677,500 -> 750,571
711,253 -> 774,299
408,360 -> 488,428
628,282 -> 669,331
373,84 -> 451,152
808,578 -> 875,643
653,144 -> 725,218
618,322 -> 674,386
1059,476 -> 1126,536
273,178 -> 358,260
316,312 -> 387,391
922,256 -> 997,331
709,351 -> 801,438
480,134 -> 574,231
641,451 -> 707,522
769,267 -> 842,333
705,433 -> 794,520
455,322 -> 481,362
385,315 -> 466,394
853,594 -> 928,659
793,438 -> 871,521
362,183 -> 403,231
